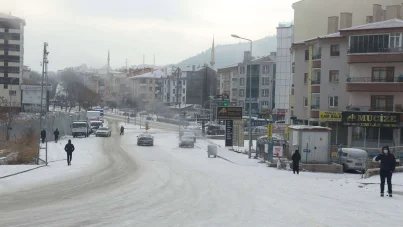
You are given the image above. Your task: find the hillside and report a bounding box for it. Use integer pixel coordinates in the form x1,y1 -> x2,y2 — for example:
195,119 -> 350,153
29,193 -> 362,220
177,36 -> 277,69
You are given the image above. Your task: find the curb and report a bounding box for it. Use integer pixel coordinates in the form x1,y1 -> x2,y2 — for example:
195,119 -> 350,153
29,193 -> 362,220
0,165 -> 46,180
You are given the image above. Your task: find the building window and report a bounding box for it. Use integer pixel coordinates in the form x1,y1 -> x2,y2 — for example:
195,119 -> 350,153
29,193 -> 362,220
239,100 -> 244,107
9,90 -> 16,96
173,81 -> 175,86
239,89 -> 245,97
303,97 -> 308,107
182,88 -> 185,93
262,77 -> 270,85
0,44 -> 20,51
389,33 -> 401,48
312,70 -> 321,85
182,96 -> 185,102
4,84 -> 8,89
0,67 -> 20,73
371,95 -> 393,111
330,44 -> 340,56
329,70 -> 339,83
239,78 -> 245,86
240,66 -> 246,74
262,65 -> 270,74
261,89 -> 269,97
311,94 -> 320,109
173,89 -> 175,94
349,34 -> 389,53
329,96 -> 338,107
261,101 -> 269,108
232,89 -> 238,97
305,50 -> 309,61
304,73 -> 308,84
372,67 -> 394,82
183,80 -> 186,85
312,44 -> 321,60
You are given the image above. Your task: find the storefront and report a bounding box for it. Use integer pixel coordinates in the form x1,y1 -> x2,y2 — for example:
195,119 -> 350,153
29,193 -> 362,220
341,111 -> 401,150
319,111 -> 348,146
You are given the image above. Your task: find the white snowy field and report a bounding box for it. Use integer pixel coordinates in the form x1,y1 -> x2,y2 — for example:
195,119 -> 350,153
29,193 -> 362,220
0,118 -> 401,227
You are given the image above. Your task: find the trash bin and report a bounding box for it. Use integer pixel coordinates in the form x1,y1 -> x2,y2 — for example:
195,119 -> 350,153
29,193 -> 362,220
207,144 -> 218,158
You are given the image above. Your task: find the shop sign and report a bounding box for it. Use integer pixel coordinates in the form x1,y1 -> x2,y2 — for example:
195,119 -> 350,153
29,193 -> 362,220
341,111 -> 400,128
319,111 -> 341,122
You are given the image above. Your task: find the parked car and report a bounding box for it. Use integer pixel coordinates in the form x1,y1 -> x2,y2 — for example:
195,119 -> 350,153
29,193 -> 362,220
72,121 -> 91,138
95,127 -> 112,137
179,136 -> 195,148
137,134 -> 154,146
339,148 -> 368,172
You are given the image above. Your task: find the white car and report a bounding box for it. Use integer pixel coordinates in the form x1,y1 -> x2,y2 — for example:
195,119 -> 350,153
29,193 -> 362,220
95,127 -> 112,137
182,131 -> 196,142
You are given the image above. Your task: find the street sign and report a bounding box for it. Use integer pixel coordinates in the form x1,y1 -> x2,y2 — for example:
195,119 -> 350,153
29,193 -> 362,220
216,107 -> 243,120
225,120 -> 233,147
303,148 -> 311,153
267,124 -> 273,139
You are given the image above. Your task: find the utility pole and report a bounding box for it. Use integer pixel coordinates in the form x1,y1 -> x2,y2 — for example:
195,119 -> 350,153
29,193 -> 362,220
37,42 -> 49,165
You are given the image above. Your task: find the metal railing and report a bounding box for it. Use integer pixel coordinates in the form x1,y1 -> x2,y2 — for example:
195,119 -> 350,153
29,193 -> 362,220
346,105 -> 394,112
349,47 -> 403,54
311,79 -> 321,85
312,54 -> 321,60
347,77 -> 403,83
311,104 -> 320,110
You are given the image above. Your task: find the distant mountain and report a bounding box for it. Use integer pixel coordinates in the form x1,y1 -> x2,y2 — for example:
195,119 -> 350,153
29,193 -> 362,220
177,36 -> 277,69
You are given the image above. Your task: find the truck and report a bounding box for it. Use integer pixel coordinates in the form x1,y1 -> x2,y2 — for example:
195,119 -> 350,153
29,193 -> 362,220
72,121 -> 91,138
87,110 -> 102,122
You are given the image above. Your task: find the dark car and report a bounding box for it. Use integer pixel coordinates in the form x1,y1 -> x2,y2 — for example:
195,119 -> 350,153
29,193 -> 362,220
137,134 -> 154,146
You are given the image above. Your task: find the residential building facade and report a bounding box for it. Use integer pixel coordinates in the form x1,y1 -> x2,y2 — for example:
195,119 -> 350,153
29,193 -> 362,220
130,69 -> 166,110
292,0 -> 403,42
0,13 -> 25,110
219,52 -> 276,116
340,19 -> 403,148
292,32 -> 349,145
275,23 -> 294,120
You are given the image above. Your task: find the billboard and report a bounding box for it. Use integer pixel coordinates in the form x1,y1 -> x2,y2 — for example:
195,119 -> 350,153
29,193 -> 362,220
216,107 -> 243,120
342,111 -> 400,128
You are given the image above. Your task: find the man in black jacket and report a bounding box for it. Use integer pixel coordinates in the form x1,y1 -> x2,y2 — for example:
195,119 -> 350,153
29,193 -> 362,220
292,149 -> 301,174
375,146 -> 396,197
54,129 -> 59,143
40,129 -> 46,143
64,139 -> 75,166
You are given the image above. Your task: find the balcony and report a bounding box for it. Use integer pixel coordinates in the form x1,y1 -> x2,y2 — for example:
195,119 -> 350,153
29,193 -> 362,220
311,104 -> 320,110
348,47 -> 403,63
346,76 -> 403,92
312,60 -> 321,69
311,79 -> 321,85
312,54 -> 321,60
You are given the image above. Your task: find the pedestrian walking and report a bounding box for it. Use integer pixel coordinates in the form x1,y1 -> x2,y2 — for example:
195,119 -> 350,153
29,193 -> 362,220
120,125 -> 124,135
41,129 -> 46,144
292,149 -> 301,174
64,139 -> 75,166
375,146 -> 396,197
54,128 -> 60,143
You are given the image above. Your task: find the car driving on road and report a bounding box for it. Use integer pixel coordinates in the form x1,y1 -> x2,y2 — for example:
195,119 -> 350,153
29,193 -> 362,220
179,136 -> 194,148
137,134 -> 154,146
90,121 -> 103,131
182,131 -> 196,142
95,127 -> 112,137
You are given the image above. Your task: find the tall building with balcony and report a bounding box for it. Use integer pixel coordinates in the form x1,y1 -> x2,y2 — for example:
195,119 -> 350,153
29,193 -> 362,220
218,52 -> 276,117
340,19 -> 403,148
0,13 -> 25,110
292,32 -> 350,145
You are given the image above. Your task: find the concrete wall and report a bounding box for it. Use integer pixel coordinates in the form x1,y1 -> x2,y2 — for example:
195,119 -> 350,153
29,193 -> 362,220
293,0 -> 403,42
292,45 -> 309,120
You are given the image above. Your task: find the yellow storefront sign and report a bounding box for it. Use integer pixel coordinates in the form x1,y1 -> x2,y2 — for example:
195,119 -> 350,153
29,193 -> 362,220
267,124 -> 273,139
319,111 -> 341,122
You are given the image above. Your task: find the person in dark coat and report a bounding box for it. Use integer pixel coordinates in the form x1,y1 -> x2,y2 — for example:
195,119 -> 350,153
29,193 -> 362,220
292,149 -> 301,174
40,129 -> 46,143
375,146 -> 396,197
120,126 -> 124,135
54,129 -> 60,143
64,139 -> 75,166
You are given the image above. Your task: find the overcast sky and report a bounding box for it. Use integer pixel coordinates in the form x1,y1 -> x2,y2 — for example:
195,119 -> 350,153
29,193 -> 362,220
2,0 -> 296,71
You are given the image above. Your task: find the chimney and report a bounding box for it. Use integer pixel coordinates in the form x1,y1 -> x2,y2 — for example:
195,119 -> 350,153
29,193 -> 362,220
328,16 -> 339,34
243,51 -> 252,62
386,5 -> 401,20
340,13 -> 352,29
373,4 -> 383,22
382,9 -> 387,21
366,16 -> 373,23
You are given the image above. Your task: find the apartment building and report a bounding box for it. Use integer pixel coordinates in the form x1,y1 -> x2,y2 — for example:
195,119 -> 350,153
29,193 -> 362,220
0,13 -> 25,110
292,32 -> 349,145
292,0 -> 403,42
130,69 -> 166,110
275,23 -> 294,120
162,65 -> 217,108
340,19 -> 403,148
218,52 -> 276,116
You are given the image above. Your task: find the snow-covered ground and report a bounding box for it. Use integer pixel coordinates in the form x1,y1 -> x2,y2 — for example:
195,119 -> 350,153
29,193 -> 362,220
0,117 -> 402,227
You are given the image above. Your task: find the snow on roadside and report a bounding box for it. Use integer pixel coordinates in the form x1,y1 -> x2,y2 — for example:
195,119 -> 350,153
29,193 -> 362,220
0,135 -> 105,193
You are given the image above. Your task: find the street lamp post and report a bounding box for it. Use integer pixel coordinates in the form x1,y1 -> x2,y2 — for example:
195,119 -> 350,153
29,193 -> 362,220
231,34 -> 253,159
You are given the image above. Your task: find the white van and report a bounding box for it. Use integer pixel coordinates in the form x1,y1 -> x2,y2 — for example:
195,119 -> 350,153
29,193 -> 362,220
339,148 -> 368,172
72,121 -> 90,138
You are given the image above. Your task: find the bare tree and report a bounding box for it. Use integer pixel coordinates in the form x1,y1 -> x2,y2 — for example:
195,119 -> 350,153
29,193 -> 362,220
0,97 -> 19,141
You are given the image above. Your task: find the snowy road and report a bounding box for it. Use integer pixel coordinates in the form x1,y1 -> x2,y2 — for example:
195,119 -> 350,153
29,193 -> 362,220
0,119 -> 402,227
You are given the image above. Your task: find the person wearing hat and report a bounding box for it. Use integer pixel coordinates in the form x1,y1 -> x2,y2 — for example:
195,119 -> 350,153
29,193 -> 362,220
375,146 -> 396,197
64,139 -> 75,166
